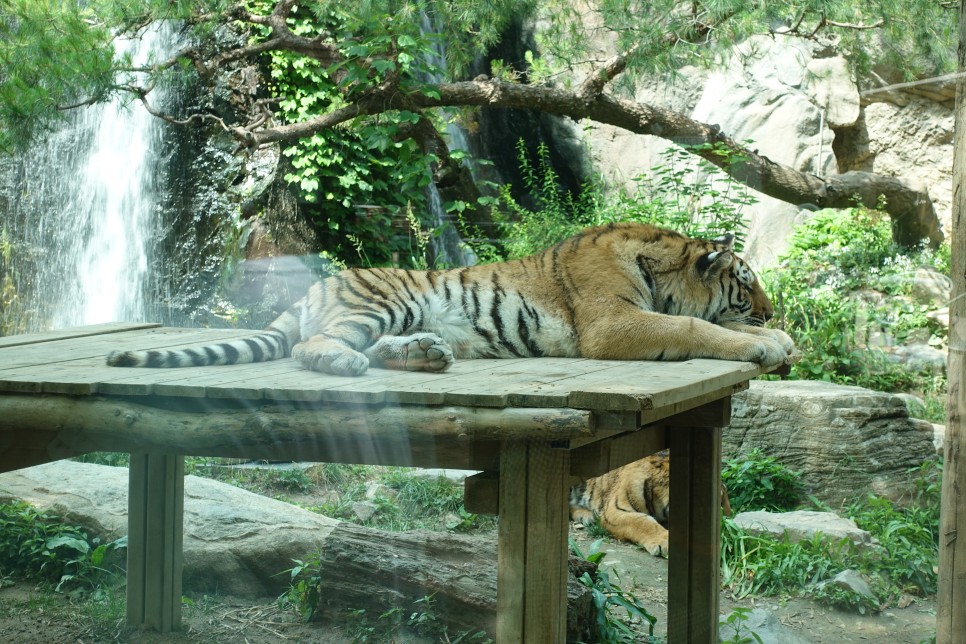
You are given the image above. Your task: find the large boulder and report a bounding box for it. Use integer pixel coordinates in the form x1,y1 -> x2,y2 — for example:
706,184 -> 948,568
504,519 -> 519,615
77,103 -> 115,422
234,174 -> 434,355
727,380 -> 935,505
0,461 -> 339,597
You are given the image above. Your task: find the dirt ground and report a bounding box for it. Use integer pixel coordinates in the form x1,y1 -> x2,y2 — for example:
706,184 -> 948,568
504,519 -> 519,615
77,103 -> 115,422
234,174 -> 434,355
0,528 -> 936,644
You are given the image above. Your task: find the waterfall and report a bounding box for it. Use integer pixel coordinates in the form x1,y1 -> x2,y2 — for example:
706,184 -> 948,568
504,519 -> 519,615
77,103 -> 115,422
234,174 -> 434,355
419,15 -> 478,268
1,25 -> 176,332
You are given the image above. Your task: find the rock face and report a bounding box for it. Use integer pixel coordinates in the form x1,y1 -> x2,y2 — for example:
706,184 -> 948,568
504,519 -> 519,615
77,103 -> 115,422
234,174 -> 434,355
0,461 -> 340,598
569,32 -> 953,268
727,381 -> 936,505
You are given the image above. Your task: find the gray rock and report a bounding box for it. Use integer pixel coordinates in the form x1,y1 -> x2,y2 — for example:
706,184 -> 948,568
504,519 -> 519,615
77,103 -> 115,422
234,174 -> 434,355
352,500 -> 379,522
909,267 -> 951,306
718,607 -> 810,644
812,570 -> 877,606
727,381 -> 935,505
888,343 -> 947,372
733,511 -> 881,554
0,461 -> 340,598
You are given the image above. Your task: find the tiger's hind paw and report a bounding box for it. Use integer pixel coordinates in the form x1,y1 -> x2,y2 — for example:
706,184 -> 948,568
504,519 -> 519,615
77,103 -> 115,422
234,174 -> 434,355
365,333 -> 455,372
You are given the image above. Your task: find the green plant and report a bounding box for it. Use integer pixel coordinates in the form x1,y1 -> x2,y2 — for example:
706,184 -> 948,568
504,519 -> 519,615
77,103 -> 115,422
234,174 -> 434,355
763,205 -> 950,394
721,449 -> 804,513
279,554 -> 324,620
807,581 -> 880,615
0,502 -> 125,594
490,139 -> 758,262
245,2 -> 443,267
720,606 -> 763,644
720,458 -> 941,606
570,538 -> 658,643
720,518 -> 852,600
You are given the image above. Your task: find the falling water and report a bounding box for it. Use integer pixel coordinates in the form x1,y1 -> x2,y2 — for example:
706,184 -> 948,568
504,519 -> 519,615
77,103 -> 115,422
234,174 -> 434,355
419,14 -> 478,268
1,25 -> 175,332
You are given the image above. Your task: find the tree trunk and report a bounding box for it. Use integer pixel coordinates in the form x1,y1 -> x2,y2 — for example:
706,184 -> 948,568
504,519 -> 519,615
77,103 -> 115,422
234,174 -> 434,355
309,522 -> 595,641
936,3 -> 966,640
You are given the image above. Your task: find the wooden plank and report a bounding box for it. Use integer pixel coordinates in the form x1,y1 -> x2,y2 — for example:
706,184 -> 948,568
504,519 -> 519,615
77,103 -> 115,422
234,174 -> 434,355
497,441 -> 527,642
523,442 -> 569,643
127,452 -> 184,633
0,327 -> 246,371
569,426 -> 667,478
151,359 -> 301,399
309,359 -> 522,405
668,425 -> 723,643
564,359 -> 762,411
0,322 -> 160,348
463,471 -> 499,515
437,358 -> 600,408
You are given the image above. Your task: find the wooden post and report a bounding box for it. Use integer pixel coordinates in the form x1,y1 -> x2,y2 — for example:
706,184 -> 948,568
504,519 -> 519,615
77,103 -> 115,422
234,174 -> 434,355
127,452 -> 184,633
496,440 -> 570,643
668,426 -> 722,643
938,4 -> 966,639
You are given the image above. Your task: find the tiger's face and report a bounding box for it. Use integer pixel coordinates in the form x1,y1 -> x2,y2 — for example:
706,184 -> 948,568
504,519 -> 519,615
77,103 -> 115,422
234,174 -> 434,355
690,236 -> 774,328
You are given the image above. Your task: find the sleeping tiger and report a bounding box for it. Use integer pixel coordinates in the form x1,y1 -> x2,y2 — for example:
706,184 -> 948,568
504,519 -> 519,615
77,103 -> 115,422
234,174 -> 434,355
569,450 -> 732,557
106,222 -> 793,374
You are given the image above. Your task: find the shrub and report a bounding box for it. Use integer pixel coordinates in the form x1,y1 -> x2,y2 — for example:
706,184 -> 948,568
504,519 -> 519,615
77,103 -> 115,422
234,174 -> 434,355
721,448 -> 804,513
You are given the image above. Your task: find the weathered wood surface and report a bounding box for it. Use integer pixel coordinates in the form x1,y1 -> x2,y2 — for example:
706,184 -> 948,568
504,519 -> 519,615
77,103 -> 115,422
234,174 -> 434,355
0,393 -> 597,471
0,326 -> 768,411
938,5 -> 966,640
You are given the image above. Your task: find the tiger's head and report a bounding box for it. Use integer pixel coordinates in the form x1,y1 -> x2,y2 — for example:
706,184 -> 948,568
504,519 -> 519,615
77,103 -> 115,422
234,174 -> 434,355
688,234 -> 774,327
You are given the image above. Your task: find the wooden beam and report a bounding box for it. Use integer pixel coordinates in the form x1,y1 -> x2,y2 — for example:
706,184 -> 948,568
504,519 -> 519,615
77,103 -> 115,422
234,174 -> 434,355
569,426 -> 667,478
938,4 -> 966,639
127,452 -> 184,633
464,471 -> 499,515
0,395 -> 594,459
497,441 -> 570,642
668,426 -> 723,643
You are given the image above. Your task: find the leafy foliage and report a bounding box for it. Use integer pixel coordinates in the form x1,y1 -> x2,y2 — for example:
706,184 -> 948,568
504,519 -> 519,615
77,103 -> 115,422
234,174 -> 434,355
764,206 -> 949,394
570,538 -> 659,643
536,0 -> 956,83
720,460 -> 941,609
244,2 -> 443,266
722,449 -> 804,513
0,501 -> 125,594
491,139 -> 756,260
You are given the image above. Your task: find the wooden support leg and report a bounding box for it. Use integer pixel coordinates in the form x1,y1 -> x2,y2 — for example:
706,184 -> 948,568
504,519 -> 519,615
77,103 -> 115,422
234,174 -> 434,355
668,426 -> 722,643
497,441 -> 570,643
127,452 -> 184,633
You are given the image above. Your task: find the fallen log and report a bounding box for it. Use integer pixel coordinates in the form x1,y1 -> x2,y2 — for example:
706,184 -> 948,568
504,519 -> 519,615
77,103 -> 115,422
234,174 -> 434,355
308,522 -> 595,641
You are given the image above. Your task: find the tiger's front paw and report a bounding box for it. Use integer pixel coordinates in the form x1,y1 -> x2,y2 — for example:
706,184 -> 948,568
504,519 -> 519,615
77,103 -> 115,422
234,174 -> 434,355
643,536 -> 669,558
744,337 -> 789,368
764,327 -> 795,353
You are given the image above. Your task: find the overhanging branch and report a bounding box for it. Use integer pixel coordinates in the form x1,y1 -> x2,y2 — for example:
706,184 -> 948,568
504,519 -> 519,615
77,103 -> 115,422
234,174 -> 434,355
231,77 -> 943,246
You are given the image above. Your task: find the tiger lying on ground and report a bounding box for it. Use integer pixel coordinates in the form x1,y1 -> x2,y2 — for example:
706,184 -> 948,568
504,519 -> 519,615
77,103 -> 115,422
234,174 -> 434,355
569,450 -> 732,557
106,222 -> 794,374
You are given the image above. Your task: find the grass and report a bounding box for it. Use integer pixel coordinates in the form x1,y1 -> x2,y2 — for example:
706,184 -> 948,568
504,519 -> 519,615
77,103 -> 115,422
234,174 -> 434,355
719,455 -> 942,613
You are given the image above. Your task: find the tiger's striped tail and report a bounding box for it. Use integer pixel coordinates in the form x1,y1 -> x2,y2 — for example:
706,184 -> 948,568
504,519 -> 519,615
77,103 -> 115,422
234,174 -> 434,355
105,307 -> 302,369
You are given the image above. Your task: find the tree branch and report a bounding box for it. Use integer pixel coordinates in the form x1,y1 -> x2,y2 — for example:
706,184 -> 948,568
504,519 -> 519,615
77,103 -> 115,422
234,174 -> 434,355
231,77 -> 942,246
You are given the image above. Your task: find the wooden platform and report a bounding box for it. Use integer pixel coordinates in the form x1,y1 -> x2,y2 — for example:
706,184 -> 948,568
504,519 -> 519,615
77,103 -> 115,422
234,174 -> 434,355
0,323 -> 778,642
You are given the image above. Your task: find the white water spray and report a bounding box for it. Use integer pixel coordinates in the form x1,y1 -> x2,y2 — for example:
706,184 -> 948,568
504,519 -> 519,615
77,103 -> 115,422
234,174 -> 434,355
4,25 -> 174,331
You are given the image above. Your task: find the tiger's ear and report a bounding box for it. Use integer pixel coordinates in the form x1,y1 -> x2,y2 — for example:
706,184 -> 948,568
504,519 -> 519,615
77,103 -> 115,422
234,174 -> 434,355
711,234 -> 736,251
696,249 -> 734,277
696,234 -> 737,277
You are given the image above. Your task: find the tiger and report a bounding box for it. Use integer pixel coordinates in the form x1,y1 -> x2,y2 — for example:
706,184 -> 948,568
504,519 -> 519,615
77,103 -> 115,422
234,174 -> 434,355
569,450 -> 732,557
106,222 -> 794,375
